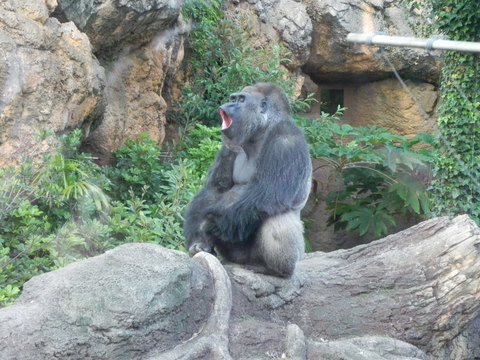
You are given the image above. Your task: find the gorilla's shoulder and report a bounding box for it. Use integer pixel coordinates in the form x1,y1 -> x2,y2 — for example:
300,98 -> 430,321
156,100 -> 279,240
271,119 -> 304,136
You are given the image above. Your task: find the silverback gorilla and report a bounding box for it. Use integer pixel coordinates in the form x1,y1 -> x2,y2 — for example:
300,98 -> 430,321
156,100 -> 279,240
184,83 -> 312,277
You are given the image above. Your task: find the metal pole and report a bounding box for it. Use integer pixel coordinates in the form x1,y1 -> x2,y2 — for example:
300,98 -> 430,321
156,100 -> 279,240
346,33 -> 480,54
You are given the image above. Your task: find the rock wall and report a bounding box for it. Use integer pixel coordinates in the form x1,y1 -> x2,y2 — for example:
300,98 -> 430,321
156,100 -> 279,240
53,0 -> 182,56
0,0 -> 439,165
303,0 -> 439,83
54,0 -> 185,162
305,78 -> 438,138
0,0 -> 104,166
224,0 -> 440,136
82,26 -> 185,163
0,0 -> 185,165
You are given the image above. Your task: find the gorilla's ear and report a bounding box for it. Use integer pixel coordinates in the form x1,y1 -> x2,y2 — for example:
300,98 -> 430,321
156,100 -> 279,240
260,98 -> 268,114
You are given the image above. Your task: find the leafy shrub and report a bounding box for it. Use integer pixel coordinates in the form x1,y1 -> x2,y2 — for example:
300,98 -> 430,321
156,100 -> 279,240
429,0 -> 480,224
296,109 -> 434,237
0,124 -> 223,306
34,129 -> 111,221
106,134 -> 167,203
0,131 -> 112,306
0,199 -> 54,305
105,125 -> 222,252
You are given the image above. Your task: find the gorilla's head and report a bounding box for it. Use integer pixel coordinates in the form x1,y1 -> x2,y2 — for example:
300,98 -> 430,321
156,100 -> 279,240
219,83 -> 291,146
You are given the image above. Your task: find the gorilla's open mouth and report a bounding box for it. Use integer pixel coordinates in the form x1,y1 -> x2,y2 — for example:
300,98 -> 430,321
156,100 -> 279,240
219,108 -> 232,130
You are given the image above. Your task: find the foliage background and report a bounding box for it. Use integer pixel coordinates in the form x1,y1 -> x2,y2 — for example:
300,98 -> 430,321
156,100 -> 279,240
0,0 -> 441,306
429,0 -> 480,223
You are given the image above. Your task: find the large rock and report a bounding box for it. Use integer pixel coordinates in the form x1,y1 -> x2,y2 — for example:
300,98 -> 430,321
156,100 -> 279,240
0,0 -> 105,166
2,217 -> 479,359
0,242 -> 431,360
303,0 -> 440,83
53,0 -> 182,56
82,27 -> 185,162
0,244 -> 214,360
343,78 -> 438,136
224,0 -> 313,69
49,0 -> 187,161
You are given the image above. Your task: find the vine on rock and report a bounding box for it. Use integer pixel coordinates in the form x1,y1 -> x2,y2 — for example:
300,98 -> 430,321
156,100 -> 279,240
430,0 -> 480,223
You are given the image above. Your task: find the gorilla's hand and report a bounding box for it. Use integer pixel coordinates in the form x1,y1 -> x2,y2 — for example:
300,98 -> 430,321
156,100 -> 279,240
188,242 -> 216,257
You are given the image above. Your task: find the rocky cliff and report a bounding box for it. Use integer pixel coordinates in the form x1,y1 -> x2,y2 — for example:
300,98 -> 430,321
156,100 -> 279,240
1,0 -> 440,166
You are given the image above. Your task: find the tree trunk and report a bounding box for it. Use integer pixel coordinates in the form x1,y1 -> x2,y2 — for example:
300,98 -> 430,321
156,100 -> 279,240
227,215 -> 480,359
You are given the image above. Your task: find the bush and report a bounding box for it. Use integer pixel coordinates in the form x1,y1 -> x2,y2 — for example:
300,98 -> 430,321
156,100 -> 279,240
106,134 -> 167,203
296,109 -> 434,237
0,124 -> 223,306
102,125 -> 221,251
0,131 -> 112,306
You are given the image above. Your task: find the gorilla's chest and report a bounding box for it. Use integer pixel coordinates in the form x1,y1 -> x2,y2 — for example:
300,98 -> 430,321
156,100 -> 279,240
233,150 -> 257,185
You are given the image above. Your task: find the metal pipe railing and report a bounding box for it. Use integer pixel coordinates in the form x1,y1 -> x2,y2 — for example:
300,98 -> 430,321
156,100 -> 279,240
346,33 -> 480,54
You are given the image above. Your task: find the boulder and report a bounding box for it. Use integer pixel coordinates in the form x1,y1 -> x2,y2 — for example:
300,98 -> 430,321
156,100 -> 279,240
1,216 -> 479,359
224,0 -> 313,69
53,0 -> 182,56
303,0 -> 440,84
0,0 -> 105,166
82,26 -> 186,162
0,244 -> 215,360
342,78 -> 438,137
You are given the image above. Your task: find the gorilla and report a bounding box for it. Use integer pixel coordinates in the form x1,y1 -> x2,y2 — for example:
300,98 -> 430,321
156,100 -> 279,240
184,82 -> 312,277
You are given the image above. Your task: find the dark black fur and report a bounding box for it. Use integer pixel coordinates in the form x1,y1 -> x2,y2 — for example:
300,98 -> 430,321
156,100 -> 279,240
184,83 -> 312,277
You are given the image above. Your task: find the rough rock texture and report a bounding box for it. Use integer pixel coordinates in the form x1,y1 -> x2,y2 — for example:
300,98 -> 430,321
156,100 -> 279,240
304,78 -> 438,138
231,215 -> 480,360
306,335 -> 430,360
445,316 -> 480,360
82,26 -> 186,162
342,78 -> 438,136
303,0 -> 440,84
53,0 -> 181,56
0,0 -> 105,166
0,244 -> 214,360
148,251 -> 233,360
1,216 -> 479,359
51,0 -> 186,161
224,0 -> 313,69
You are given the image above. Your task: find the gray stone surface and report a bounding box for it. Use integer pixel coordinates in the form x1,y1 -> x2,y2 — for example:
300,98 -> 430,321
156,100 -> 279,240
0,0 -> 105,166
303,0 -> 440,83
54,0 -> 182,54
307,336 -> 431,360
1,217 -> 478,359
0,243 -> 213,360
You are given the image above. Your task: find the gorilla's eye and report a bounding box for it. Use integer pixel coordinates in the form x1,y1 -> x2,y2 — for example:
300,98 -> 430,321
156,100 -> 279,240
238,95 -> 245,103
230,95 -> 236,102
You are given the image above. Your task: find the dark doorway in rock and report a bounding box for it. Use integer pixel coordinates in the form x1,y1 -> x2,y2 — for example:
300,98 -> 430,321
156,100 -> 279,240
320,89 -> 344,115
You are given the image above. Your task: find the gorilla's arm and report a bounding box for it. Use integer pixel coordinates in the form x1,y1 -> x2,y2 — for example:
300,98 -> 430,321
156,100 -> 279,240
212,121 -> 311,243
203,144 -> 237,191
184,144 -> 236,249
